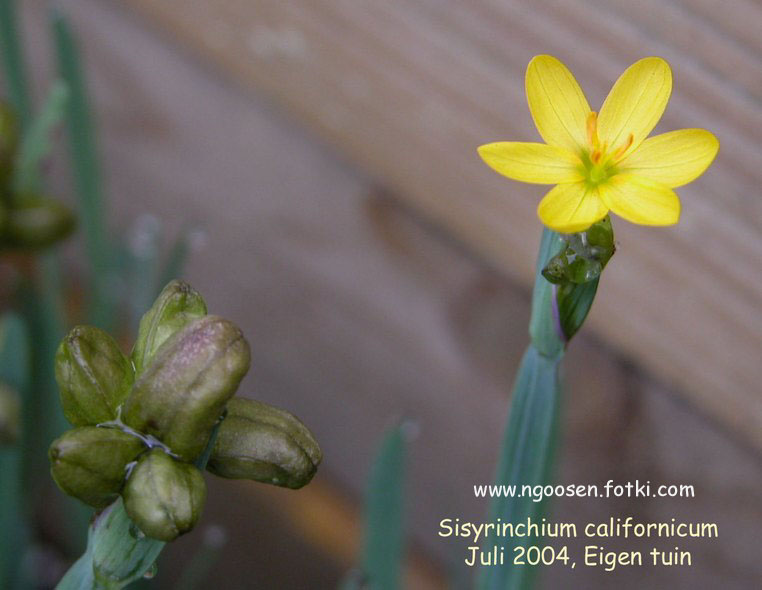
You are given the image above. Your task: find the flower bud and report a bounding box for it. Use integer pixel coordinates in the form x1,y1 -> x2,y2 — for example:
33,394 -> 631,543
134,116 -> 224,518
207,398 -> 322,489
122,316 -> 250,461
541,217 -> 616,342
122,449 -> 206,542
131,280 -> 207,376
0,383 -> 20,445
542,217 -> 615,286
2,197 -> 76,249
55,325 -> 135,426
49,426 -> 144,508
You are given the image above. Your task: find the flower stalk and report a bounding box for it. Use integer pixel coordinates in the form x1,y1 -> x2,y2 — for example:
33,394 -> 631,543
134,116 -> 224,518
478,224 -> 610,590
476,229 -> 564,590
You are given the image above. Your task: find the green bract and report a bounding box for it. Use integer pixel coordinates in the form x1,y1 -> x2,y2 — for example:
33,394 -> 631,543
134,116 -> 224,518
49,426 -> 144,508
540,217 -> 616,342
122,315 -> 250,462
122,449 -> 206,542
131,280 -> 207,376
55,325 -> 134,426
208,398 -> 322,489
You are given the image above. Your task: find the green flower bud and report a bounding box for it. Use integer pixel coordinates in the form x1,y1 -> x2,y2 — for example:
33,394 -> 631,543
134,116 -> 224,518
131,280 -> 207,376
207,398 -> 322,489
49,426 -> 145,508
122,316 -> 250,461
541,217 -> 616,342
0,383 -> 20,445
2,197 -> 76,249
542,216 -> 615,286
122,449 -> 206,542
55,325 -> 135,426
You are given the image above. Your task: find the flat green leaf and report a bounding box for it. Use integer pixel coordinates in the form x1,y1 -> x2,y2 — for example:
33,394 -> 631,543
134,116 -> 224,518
477,346 -> 562,590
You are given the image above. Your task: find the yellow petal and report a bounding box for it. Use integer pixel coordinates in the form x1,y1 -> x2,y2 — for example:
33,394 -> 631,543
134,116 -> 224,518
537,182 -> 608,233
620,129 -> 719,187
599,174 -> 680,225
478,142 -> 583,184
598,57 -> 672,157
526,55 -> 591,152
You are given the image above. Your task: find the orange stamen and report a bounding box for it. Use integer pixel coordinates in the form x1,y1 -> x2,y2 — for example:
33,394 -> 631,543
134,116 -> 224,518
613,133 -> 634,161
586,111 -> 599,148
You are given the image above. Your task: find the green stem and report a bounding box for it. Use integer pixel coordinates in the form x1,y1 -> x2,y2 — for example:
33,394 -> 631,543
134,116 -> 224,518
0,313 -> 32,590
477,228 -> 566,590
528,229 -> 566,358
56,420 -> 225,589
56,500 -> 165,590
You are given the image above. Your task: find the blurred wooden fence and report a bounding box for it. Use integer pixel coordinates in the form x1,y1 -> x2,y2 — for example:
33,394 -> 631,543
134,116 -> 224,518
124,0 -> 762,449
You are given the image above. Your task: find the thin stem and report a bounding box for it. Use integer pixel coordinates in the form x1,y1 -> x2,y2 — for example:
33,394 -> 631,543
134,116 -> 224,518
477,228 -> 568,590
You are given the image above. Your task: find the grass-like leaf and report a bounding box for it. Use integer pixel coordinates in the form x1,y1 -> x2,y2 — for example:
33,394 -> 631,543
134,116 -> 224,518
0,0 -> 32,129
51,9 -> 113,328
12,80 -> 69,196
360,423 -> 408,590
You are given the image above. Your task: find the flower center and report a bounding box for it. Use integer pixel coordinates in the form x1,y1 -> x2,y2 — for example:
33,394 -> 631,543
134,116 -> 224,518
580,112 -> 633,187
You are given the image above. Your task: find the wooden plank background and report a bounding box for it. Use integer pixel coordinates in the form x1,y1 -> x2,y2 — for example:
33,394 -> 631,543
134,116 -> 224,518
14,1 -> 762,587
121,0 -> 762,449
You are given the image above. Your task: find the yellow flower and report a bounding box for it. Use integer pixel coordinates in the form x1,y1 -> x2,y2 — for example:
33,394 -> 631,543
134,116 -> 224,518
478,55 -> 719,233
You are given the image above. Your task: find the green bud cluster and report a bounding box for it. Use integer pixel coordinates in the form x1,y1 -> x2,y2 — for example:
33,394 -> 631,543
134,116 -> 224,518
0,102 -> 76,250
49,280 -> 322,542
542,216 -> 615,286
541,217 -> 616,342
